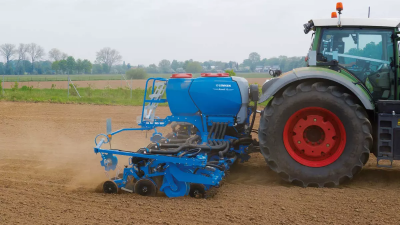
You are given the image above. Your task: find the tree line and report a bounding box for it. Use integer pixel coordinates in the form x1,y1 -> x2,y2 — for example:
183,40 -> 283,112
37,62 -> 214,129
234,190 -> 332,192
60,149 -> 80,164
0,42 -> 306,75
0,43 -> 125,75
146,52 -> 306,74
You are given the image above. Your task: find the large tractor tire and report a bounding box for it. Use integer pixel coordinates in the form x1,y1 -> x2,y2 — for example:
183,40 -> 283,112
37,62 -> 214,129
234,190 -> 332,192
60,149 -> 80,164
259,81 -> 372,187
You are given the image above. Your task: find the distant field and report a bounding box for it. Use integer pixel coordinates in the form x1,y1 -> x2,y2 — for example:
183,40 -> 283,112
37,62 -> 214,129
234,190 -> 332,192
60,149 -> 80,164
0,85 -> 270,106
0,73 -> 271,82
0,76 -> 271,106
0,87 -> 146,106
1,78 -> 270,89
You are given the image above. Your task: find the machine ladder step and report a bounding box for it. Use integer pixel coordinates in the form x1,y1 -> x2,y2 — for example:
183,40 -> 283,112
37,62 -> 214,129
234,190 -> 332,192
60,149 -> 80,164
377,156 -> 393,168
376,113 -> 395,168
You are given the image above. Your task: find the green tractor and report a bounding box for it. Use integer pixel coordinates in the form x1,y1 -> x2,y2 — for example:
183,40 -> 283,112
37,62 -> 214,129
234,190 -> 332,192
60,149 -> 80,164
258,4 -> 400,187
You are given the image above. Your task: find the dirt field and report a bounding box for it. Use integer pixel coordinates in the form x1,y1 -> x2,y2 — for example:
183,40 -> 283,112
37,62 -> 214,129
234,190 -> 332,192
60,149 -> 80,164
1,102 -> 400,224
2,78 -> 270,89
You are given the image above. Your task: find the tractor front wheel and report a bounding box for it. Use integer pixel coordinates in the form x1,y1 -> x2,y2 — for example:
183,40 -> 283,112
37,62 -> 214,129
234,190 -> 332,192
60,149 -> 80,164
259,81 -> 372,187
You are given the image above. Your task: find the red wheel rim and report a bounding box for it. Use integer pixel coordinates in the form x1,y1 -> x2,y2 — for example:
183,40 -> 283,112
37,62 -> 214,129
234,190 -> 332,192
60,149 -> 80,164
283,107 -> 346,167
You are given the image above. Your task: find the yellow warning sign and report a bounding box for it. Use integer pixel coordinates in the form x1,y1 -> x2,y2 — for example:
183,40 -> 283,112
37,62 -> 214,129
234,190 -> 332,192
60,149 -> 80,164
398,119 -> 400,126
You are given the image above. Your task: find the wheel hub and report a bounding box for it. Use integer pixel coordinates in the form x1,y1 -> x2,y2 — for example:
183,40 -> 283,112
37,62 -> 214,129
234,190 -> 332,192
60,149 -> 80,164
303,125 -> 324,143
283,107 -> 346,167
103,180 -> 118,194
134,179 -> 158,197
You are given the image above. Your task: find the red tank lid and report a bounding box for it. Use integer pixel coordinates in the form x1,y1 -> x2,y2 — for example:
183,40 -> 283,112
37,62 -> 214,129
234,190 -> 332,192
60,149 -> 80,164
201,73 -> 229,77
170,73 -> 193,78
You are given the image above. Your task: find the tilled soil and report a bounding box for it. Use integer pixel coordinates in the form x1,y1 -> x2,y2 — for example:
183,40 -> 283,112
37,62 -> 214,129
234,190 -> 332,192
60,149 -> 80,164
2,78 -> 270,90
1,102 -> 400,224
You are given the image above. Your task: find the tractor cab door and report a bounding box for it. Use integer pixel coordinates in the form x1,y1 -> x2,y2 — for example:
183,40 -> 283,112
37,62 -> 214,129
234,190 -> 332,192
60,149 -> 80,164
318,27 -> 396,101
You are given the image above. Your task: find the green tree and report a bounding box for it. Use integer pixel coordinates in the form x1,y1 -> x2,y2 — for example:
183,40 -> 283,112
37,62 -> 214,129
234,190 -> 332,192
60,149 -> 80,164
185,61 -> 203,73
122,61 -> 128,73
158,59 -> 171,73
92,64 -> 102,74
249,52 -> 261,71
21,60 -> 32,74
242,59 -> 252,67
267,57 -> 280,66
126,68 -> 147,79
82,59 -> 92,74
249,52 -> 261,63
203,61 -> 211,70
183,59 -> 193,70
16,62 -> 25,75
52,61 -> 60,74
58,59 -> 67,74
0,62 -> 5,75
66,56 -> 76,74
171,60 -> 179,71
0,44 -> 17,74
214,61 -> 226,70
146,64 -> 158,73
40,61 -> 52,74
75,59 -> 83,74
5,63 -> 14,75
102,63 -> 109,74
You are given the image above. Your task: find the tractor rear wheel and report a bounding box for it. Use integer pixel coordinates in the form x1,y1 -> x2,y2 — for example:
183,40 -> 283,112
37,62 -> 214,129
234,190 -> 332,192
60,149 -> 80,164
259,81 -> 372,187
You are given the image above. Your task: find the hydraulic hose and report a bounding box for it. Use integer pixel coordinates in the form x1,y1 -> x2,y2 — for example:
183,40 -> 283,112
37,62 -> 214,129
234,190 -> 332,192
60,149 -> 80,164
218,141 -> 230,159
220,123 -> 227,139
208,123 -> 216,139
158,143 -> 182,148
213,123 -> 220,139
232,137 -> 253,146
205,164 -> 225,171
158,135 -> 200,148
186,134 -> 200,144
167,138 -> 189,143
177,134 -> 190,139
213,140 -> 218,146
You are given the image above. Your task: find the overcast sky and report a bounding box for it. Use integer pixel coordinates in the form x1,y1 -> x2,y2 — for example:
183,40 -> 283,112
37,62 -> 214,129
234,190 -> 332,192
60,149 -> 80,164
1,0 -> 399,65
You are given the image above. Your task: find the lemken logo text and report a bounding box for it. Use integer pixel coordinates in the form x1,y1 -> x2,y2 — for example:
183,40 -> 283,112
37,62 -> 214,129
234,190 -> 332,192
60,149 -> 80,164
216,84 -> 231,87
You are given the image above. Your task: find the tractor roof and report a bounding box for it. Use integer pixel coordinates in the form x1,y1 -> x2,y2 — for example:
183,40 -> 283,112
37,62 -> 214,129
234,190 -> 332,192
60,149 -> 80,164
313,18 -> 400,28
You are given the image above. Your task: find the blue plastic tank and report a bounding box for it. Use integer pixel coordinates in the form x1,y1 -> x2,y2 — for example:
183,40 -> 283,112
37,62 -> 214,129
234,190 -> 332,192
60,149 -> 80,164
166,74 -> 199,116
166,73 -> 243,118
189,74 -> 242,117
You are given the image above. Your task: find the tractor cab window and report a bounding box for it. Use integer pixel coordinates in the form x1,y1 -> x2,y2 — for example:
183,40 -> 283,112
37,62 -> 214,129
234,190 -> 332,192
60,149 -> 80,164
318,28 -> 395,100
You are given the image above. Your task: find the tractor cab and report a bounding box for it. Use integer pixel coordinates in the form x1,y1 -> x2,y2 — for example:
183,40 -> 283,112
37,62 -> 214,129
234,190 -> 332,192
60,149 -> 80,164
306,18 -> 400,101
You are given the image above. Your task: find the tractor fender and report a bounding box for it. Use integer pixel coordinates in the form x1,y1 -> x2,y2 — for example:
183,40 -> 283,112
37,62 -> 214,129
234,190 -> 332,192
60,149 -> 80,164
258,67 -> 374,110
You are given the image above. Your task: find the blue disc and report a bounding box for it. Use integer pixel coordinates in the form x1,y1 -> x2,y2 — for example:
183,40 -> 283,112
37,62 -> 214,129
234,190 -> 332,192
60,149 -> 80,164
163,180 -> 190,198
